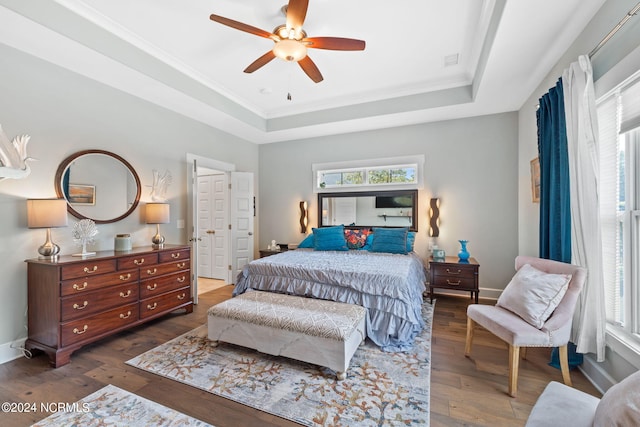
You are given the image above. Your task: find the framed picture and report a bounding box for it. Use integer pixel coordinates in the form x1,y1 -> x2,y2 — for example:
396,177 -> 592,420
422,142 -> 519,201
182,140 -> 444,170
530,157 -> 540,203
68,184 -> 96,205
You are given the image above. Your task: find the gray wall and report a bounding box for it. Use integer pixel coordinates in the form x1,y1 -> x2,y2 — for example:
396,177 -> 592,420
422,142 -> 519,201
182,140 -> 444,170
259,112 -> 519,299
0,44 -> 259,361
517,0 -> 640,388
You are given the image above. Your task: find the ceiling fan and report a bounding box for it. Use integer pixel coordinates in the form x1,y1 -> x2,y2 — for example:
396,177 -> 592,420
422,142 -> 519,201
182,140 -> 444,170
209,0 -> 365,83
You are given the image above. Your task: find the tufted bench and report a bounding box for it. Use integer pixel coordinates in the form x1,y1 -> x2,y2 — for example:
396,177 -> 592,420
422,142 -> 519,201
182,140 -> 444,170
207,290 -> 367,380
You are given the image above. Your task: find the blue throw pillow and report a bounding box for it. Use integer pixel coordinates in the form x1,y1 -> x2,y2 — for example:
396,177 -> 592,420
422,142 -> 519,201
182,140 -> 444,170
370,227 -> 409,254
406,231 -> 416,252
298,233 -> 315,248
312,225 -> 348,251
362,233 -> 375,251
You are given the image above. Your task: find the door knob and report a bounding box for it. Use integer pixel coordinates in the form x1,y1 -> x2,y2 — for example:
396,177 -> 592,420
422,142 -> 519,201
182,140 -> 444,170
248,232 -> 253,236
206,230 -> 216,234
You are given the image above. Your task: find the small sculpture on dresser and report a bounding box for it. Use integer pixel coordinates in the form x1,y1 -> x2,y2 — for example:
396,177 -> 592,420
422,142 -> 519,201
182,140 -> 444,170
72,219 -> 99,257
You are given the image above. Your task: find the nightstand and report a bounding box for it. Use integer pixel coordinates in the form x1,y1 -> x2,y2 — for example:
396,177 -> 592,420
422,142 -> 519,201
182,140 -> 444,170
259,249 -> 284,258
428,256 -> 480,303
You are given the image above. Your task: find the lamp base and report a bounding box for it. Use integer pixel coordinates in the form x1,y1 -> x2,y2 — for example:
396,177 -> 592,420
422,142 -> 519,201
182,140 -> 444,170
38,228 -> 60,259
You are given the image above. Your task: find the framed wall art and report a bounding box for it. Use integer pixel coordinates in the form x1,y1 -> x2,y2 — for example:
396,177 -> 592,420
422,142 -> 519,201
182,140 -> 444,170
68,184 -> 96,205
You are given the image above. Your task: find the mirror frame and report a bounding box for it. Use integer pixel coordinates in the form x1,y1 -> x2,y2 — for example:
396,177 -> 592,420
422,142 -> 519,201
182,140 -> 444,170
317,189 -> 418,231
54,149 -> 141,224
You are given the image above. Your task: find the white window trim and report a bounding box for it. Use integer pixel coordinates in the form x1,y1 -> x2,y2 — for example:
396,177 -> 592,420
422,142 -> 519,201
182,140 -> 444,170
312,155 -> 425,193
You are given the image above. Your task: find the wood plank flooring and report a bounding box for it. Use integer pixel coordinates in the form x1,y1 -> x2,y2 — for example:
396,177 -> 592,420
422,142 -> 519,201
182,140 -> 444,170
0,288 -> 600,427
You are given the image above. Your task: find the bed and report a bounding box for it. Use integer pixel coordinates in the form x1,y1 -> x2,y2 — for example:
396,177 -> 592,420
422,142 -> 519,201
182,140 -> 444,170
233,248 -> 426,352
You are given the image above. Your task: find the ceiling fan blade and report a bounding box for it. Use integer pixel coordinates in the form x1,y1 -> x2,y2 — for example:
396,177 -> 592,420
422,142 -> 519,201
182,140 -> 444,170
243,51 -> 276,73
303,37 -> 366,51
210,14 -> 275,39
298,56 -> 323,83
285,0 -> 308,31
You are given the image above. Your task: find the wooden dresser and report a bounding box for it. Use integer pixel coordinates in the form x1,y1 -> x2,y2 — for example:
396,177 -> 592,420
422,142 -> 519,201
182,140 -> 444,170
25,244 -> 192,367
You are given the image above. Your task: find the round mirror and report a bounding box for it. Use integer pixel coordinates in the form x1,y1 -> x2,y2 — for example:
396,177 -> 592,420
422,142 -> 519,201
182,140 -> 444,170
55,150 -> 141,224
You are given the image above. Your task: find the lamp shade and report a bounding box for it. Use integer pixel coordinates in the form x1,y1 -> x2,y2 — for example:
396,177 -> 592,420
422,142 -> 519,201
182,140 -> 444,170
146,203 -> 170,224
27,199 -> 68,228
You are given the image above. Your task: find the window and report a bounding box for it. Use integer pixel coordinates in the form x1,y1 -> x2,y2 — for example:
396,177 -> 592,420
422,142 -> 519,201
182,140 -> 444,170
598,72 -> 640,341
313,156 -> 424,193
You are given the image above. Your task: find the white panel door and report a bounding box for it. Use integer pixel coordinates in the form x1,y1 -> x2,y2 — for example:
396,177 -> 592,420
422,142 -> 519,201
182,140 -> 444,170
230,171 -> 254,283
211,174 -> 229,280
197,176 -> 213,278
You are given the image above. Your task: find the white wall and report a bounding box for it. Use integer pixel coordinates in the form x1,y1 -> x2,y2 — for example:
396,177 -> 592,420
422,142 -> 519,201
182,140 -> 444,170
259,112 -> 519,299
0,44 -> 259,362
517,0 -> 640,386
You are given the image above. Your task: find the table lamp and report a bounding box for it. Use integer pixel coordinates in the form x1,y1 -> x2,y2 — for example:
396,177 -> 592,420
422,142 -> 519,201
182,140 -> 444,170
27,198 -> 68,258
146,203 -> 170,248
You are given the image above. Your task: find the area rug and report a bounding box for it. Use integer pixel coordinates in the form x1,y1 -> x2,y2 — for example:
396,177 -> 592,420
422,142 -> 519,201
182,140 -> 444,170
31,384 -> 212,427
127,301 -> 434,426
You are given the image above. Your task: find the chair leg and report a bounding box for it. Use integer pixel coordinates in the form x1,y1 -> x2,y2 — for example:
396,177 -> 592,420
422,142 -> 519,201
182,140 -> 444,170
508,345 -> 520,398
559,345 -> 573,387
465,317 -> 475,357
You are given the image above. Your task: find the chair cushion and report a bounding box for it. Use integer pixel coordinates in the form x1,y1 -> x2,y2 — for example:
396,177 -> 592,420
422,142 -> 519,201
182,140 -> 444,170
593,370 -> 640,426
497,263 -> 571,329
525,381 -> 599,427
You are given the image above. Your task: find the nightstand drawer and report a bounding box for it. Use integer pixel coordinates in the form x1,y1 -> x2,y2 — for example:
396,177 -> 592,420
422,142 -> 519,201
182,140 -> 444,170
431,275 -> 477,288
431,265 -> 477,279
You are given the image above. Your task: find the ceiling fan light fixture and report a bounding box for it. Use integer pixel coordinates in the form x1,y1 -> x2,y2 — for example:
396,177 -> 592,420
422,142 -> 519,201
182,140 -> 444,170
273,39 -> 307,62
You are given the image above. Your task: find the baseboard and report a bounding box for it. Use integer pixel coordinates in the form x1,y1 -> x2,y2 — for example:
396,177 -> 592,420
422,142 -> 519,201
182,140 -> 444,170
0,338 -> 28,365
578,354 -> 615,395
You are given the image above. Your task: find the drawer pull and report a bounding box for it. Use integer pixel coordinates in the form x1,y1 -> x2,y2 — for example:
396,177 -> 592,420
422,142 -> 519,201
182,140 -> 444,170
177,276 -> 186,283
73,282 -> 88,291
119,273 -> 131,281
146,268 -> 158,275
120,311 -> 132,319
119,290 -> 132,298
177,293 -> 187,300
147,302 -> 158,311
134,258 -> 145,265
83,266 -> 98,274
171,253 -> 180,259
146,283 -> 158,291
445,268 -> 462,275
73,301 -> 88,310
176,262 -> 186,269
446,279 -> 462,286
73,325 -> 88,335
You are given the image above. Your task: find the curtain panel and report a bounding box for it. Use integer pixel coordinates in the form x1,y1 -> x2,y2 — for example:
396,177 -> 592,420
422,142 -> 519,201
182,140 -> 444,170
537,80 -> 572,263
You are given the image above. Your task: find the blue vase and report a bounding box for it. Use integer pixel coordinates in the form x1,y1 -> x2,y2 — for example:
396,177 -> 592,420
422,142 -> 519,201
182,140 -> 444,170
458,240 -> 470,261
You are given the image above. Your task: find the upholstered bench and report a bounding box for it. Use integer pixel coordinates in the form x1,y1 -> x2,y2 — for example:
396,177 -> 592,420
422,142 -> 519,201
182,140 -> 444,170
207,291 -> 367,380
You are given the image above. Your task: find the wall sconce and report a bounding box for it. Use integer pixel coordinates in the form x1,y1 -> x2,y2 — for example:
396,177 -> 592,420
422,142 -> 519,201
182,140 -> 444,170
146,203 -> 170,248
429,198 -> 440,237
27,198 -> 68,258
299,201 -> 308,233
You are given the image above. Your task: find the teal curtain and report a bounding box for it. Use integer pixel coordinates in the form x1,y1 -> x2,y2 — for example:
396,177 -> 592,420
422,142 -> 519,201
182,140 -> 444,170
537,79 -> 571,263
537,78 -> 582,369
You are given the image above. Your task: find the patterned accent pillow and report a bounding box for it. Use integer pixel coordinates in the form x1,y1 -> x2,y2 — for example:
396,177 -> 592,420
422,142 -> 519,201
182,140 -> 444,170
344,229 -> 372,249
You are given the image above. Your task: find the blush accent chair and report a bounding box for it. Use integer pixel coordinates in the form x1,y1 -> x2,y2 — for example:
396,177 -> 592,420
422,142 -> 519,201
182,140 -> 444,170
464,256 -> 587,397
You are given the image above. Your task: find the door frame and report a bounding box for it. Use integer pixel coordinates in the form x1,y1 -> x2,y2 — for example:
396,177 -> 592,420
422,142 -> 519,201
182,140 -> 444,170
186,153 -> 235,304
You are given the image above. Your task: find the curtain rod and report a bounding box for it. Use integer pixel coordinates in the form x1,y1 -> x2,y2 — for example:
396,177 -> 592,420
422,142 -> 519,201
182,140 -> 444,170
589,2 -> 640,58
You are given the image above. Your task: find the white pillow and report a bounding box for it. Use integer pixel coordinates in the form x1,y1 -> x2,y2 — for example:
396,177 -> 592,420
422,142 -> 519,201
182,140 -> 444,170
496,263 -> 572,329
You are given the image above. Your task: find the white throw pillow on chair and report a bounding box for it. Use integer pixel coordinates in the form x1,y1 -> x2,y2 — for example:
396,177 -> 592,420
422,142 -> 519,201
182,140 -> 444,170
496,263 -> 572,329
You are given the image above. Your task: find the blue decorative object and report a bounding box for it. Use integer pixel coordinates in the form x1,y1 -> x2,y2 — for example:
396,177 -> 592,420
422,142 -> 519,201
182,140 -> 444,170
458,240 -> 470,261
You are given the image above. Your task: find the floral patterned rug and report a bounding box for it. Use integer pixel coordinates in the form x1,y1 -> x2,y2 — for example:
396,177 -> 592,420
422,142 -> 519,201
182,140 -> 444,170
31,384 -> 212,427
127,302 -> 434,426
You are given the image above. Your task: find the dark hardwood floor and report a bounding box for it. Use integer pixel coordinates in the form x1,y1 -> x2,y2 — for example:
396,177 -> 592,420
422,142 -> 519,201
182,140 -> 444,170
0,287 -> 600,427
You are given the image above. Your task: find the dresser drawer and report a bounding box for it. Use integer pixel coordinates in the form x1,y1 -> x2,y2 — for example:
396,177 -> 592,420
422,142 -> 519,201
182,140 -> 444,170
431,275 -> 477,289
139,287 -> 191,319
61,282 -> 139,321
158,248 -> 190,263
140,271 -> 190,299
431,264 -> 477,279
117,253 -> 159,270
61,259 -> 117,281
60,269 -> 138,296
60,303 -> 138,347
140,260 -> 190,279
